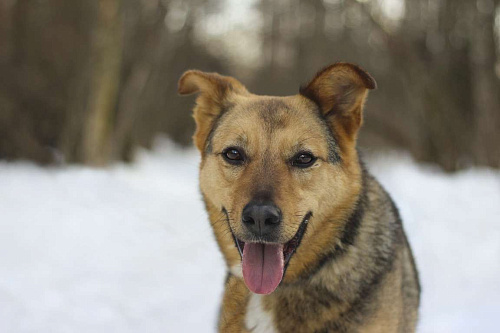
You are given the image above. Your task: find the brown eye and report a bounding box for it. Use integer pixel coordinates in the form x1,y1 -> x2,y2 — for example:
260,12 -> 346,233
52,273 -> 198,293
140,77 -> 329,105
292,152 -> 316,168
223,147 -> 245,165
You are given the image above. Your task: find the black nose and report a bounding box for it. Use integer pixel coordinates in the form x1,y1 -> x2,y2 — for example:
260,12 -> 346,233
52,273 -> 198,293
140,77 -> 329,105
242,201 -> 281,237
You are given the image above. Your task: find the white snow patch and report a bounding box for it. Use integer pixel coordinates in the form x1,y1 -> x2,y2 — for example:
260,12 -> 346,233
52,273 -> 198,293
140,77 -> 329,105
0,140 -> 498,332
368,153 -> 500,332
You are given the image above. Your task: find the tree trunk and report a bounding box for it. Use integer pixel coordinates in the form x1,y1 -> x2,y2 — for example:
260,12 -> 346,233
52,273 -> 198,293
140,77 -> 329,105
470,0 -> 500,167
82,0 -> 123,166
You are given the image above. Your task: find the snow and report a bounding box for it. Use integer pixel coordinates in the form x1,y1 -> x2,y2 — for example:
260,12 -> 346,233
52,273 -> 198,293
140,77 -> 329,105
0,139 -> 499,332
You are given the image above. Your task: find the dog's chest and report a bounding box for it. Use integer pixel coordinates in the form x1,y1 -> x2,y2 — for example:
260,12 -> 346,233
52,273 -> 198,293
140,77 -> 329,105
245,293 -> 277,333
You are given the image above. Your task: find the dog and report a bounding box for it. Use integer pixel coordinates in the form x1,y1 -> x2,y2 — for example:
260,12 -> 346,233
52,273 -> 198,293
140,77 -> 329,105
178,62 -> 420,332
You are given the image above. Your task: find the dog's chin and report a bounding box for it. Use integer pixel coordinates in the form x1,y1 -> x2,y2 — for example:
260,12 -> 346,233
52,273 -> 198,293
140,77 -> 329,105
230,212 -> 312,295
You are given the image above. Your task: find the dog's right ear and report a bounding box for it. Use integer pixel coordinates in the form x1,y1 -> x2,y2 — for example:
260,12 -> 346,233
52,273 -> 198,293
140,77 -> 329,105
300,63 -> 376,155
178,70 -> 248,152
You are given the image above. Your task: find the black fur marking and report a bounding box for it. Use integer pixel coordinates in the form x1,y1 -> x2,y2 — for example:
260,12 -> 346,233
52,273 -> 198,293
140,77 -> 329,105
279,283 -> 341,325
249,189 -> 274,204
317,250 -> 396,332
405,233 -> 421,295
393,194 -> 421,296
222,206 -> 243,260
205,104 -> 233,153
339,187 -> 366,246
298,167 -> 368,280
314,168 -> 399,330
224,271 -> 232,285
339,159 -> 369,246
309,284 -> 342,308
325,126 -> 342,164
299,84 -> 321,111
283,211 -> 312,272
308,101 -> 341,164
312,236 -> 397,332
253,99 -> 290,133
346,254 -> 394,320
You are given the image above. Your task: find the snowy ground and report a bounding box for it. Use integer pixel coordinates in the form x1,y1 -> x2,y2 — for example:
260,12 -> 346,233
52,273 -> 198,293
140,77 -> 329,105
0,139 -> 499,332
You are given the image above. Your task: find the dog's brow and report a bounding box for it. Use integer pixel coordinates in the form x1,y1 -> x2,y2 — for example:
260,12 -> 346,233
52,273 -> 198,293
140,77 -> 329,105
295,135 -> 322,145
291,142 -> 313,153
223,134 -> 247,149
289,135 -> 324,153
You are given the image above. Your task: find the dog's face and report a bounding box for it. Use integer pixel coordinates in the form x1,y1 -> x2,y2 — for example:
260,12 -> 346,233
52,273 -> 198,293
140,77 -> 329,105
179,63 -> 375,294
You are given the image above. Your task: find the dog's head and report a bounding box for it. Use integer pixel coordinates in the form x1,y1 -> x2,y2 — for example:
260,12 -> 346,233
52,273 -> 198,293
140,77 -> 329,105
178,63 -> 376,294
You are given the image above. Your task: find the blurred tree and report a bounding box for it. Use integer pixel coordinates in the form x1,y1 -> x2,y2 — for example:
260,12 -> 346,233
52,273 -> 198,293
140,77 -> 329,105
0,0 -> 225,165
0,0 -> 498,171
247,0 -> 500,171
470,0 -> 500,167
82,0 -> 123,166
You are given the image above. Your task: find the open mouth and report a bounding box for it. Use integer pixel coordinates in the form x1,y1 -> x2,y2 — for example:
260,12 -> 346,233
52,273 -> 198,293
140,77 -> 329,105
230,212 -> 312,294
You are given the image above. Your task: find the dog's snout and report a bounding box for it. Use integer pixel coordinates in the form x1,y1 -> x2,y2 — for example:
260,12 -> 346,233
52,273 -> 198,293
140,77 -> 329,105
242,202 -> 281,237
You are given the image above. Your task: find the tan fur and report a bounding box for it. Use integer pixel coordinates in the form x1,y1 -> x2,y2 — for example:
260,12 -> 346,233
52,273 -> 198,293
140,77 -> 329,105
218,275 -> 250,332
178,63 -> 420,332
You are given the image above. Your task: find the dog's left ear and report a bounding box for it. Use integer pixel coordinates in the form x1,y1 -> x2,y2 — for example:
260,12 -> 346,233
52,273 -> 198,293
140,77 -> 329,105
300,63 -> 376,145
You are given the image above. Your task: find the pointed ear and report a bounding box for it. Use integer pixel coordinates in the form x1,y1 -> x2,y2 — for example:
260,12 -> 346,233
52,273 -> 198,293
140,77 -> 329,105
300,63 -> 376,143
178,70 -> 248,152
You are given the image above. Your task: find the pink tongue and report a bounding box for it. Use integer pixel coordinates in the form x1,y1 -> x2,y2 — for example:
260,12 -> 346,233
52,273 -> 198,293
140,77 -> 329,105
242,243 -> 284,294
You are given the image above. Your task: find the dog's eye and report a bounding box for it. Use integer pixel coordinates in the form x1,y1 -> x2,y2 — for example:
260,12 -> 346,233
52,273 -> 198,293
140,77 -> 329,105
292,152 -> 316,168
223,148 -> 245,165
